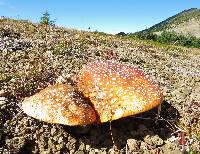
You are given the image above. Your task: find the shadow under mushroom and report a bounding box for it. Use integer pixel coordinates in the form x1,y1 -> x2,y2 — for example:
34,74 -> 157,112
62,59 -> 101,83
62,100 -> 180,150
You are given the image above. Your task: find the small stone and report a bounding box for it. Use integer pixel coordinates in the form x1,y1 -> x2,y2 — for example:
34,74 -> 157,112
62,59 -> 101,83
69,138 -> 76,144
39,128 -> 44,133
75,151 -> 85,154
94,149 -> 99,153
0,90 -> 9,96
69,150 -> 76,154
58,136 -> 63,144
151,135 -> 163,146
67,143 -> 75,151
144,135 -> 163,147
0,90 -> 5,96
140,141 -> 148,150
0,97 -> 7,105
53,136 -> 59,141
51,127 -> 57,136
167,135 -> 178,142
99,150 -> 107,154
89,149 -> 95,154
56,75 -> 66,83
86,144 -> 91,151
144,135 -> 153,146
127,139 -> 139,152
79,142 -> 85,151
108,148 -> 115,154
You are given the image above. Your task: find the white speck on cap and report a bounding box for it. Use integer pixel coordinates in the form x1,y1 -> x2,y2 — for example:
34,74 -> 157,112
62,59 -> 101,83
114,108 -> 124,119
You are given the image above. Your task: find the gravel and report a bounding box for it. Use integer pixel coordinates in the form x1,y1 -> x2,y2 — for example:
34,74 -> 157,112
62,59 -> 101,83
0,18 -> 199,153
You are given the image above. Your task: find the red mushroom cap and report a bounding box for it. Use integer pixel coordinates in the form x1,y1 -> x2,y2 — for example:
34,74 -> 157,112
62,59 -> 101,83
78,60 -> 163,123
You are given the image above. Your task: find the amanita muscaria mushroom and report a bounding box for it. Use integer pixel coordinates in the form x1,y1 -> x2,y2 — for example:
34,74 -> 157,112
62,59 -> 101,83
22,84 -> 97,125
77,61 -> 163,123
22,61 -> 163,125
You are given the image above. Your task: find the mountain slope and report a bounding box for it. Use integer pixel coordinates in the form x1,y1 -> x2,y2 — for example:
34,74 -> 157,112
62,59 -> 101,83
137,8 -> 200,38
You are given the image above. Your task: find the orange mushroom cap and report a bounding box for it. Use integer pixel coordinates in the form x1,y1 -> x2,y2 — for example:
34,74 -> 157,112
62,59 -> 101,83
78,60 -> 163,123
22,84 -> 97,125
22,61 -> 163,126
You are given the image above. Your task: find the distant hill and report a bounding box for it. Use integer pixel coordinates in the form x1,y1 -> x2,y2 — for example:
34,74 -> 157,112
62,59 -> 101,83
136,8 -> 200,38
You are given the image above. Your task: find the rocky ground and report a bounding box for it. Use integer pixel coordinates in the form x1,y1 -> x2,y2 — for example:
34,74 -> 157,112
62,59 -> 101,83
0,18 -> 199,154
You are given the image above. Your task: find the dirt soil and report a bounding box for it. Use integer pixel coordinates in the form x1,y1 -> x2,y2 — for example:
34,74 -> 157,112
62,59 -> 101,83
0,18 -> 200,154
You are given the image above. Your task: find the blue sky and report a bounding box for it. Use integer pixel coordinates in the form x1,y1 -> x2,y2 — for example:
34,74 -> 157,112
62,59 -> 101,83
0,0 -> 200,34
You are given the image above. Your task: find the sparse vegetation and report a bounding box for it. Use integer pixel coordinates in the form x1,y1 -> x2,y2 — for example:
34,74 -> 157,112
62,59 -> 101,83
0,17 -> 199,154
116,32 -> 127,36
128,8 -> 200,48
130,31 -> 200,48
40,11 -> 55,26
93,30 -> 109,36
